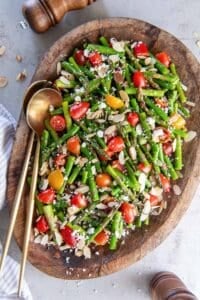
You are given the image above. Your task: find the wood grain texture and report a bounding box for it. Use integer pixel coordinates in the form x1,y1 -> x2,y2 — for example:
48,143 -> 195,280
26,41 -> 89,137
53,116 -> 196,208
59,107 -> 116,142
7,18 -> 200,280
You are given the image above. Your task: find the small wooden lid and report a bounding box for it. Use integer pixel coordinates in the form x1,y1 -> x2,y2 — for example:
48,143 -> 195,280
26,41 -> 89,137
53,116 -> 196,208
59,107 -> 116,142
150,272 -> 198,300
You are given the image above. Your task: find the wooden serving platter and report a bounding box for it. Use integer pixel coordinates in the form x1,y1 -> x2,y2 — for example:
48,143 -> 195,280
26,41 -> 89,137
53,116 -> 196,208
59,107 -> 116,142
7,18 -> 200,279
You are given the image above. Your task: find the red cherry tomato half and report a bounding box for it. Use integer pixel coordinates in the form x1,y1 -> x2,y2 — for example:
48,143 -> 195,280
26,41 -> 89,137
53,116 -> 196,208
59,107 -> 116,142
70,102 -> 90,120
96,173 -> 112,188
99,149 -> 114,161
74,49 -> 86,66
112,160 -> 124,172
138,162 -> 152,174
88,51 -> 102,66
94,230 -> 109,246
159,174 -> 171,193
120,202 -> 135,224
107,136 -> 125,153
35,216 -> 49,233
71,193 -> 88,209
37,188 -> 55,204
66,136 -> 80,155
127,112 -> 139,127
149,194 -> 160,206
162,142 -> 173,156
156,52 -> 171,68
54,154 -> 66,168
60,226 -> 77,247
132,71 -> 146,88
50,115 -> 66,132
134,42 -> 149,57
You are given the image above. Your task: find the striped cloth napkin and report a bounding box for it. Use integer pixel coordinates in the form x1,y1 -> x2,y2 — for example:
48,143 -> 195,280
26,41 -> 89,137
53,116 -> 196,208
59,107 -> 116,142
0,104 -> 32,299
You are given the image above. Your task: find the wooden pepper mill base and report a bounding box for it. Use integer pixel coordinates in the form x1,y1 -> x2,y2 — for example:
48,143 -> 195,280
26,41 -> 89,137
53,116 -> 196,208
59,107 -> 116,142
150,272 -> 198,300
22,0 -> 96,33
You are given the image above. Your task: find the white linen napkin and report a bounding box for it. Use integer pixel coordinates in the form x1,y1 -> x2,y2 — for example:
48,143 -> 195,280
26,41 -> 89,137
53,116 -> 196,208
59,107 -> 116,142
0,104 -> 32,299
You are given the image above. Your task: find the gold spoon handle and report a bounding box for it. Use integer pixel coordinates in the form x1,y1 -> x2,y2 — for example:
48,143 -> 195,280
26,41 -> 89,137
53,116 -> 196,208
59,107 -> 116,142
0,131 -> 35,273
18,138 -> 40,297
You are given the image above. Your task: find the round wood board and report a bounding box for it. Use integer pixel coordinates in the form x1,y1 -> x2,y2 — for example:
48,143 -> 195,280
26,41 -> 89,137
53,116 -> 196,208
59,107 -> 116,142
7,18 -> 200,280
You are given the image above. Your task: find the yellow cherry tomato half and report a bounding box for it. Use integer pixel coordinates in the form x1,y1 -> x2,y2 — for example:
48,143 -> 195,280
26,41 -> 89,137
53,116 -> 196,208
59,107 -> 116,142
169,113 -> 186,129
105,94 -> 124,109
48,169 -> 64,191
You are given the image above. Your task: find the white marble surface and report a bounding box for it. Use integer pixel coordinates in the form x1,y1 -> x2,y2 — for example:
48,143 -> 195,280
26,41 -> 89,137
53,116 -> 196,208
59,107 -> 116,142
0,0 -> 200,299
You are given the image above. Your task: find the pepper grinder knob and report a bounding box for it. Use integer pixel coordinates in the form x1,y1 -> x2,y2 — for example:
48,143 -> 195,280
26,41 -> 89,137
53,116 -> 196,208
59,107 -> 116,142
22,0 -> 96,33
150,272 -> 198,300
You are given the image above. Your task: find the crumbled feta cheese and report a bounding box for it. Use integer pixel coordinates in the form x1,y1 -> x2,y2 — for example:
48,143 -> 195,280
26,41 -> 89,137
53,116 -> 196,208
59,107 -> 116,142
136,124 -> 143,135
91,165 -> 96,175
97,130 -> 104,138
83,49 -> 90,57
147,117 -> 155,130
74,95 -> 81,102
152,128 -> 164,142
99,102 -> 107,109
87,227 -> 95,235
49,104 -> 54,112
109,54 -> 120,63
110,38 -> 126,52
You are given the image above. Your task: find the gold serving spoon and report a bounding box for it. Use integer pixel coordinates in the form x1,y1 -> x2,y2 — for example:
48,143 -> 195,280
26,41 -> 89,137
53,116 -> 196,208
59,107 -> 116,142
17,87 -> 62,296
0,80 -> 52,274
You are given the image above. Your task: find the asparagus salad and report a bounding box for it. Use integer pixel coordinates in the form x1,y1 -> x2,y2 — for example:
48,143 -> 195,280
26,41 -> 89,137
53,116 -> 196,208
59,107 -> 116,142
33,37 -> 194,258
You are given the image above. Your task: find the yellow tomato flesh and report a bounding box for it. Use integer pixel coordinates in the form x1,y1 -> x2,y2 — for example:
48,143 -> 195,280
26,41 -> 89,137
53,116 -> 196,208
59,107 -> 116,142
48,169 -> 64,191
169,113 -> 186,129
105,94 -> 124,109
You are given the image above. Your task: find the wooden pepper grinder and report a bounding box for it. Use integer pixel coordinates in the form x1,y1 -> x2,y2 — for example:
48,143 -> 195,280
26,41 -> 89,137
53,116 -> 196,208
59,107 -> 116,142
22,0 -> 96,33
150,272 -> 198,300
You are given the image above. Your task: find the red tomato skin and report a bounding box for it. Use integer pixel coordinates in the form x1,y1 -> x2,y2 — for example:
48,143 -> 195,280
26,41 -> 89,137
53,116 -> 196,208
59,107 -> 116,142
134,42 -> 149,57
54,154 -> 66,168
35,216 -> 49,233
70,102 -> 90,120
94,230 -> 109,246
137,162 -> 152,174
74,49 -> 86,66
149,194 -> 160,206
96,173 -> 112,188
163,142 -> 173,156
107,136 -> 125,153
66,136 -> 80,155
88,52 -> 102,66
112,160 -> 125,172
159,174 -> 171,193
132,71 -> 146,88
37,188 -> 55,204
50,115 -> 66,132
99,149 -> 114,161
127,112 -> 139,127
156,52 -> 171,67
71,193 -> 88,208
120,202 -> 135,224
60,226 -> 77,247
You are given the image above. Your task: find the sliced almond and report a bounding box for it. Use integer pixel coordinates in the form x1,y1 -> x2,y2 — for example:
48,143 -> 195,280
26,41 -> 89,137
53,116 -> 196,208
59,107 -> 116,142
16,54 -> 22,62
173,184 -> 182,196
184,130 -> 197,142
0,45 -> 6,56
0,76 -> 8,88
16,69 -> 27,81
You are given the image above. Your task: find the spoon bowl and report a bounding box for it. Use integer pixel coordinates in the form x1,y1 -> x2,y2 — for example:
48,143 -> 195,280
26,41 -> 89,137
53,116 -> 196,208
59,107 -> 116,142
26,88 -> 62,136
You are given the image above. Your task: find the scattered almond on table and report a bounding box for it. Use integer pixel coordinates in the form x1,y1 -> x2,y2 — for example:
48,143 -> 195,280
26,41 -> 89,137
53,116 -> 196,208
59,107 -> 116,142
16,69 -> 27,81
16,54 -> 23,62
0,76 -> 8,88
0,45 -> 6,56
